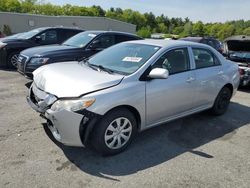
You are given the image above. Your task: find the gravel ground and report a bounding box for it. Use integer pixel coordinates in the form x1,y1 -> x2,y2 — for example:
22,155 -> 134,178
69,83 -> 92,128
0,69 -> 250,188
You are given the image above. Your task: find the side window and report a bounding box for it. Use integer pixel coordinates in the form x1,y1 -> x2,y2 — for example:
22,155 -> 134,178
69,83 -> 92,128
115,35 -> 138,43
38,30 -> 57,44
94,35 -> 115,49
59,29 -> 79,42
192,48 -> 220,69
152,48 -> 190,75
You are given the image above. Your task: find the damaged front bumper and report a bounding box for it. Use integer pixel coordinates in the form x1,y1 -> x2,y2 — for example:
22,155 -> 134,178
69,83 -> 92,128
27,83 -> 101,147
240,75 -> 250,86
239,67 -> 250,87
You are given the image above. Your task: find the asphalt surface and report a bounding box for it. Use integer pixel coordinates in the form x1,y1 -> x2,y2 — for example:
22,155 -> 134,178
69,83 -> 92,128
0,69 -> 250,188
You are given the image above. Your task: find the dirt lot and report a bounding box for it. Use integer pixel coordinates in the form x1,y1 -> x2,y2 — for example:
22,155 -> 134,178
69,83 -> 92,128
0,69 -> 250,188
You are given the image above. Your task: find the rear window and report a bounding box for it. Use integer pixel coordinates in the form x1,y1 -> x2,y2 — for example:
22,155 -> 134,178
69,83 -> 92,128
192,48 -> 221,69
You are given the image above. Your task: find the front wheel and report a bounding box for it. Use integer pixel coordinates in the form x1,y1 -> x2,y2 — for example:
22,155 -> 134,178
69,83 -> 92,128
90,108 -> 137,156
211,87 -> 232,115
7,52 -> 19,69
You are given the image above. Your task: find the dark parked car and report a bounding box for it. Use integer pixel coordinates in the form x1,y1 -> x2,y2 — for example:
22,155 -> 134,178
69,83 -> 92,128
17,31 -> 142,77
179,37 -> 223,53
223,35 -> 250,87
0,27 -> 84,68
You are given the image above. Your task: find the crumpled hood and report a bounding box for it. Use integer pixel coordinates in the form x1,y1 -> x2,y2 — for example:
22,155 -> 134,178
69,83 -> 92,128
21,44 -> 79,57
33,61 -> 124,98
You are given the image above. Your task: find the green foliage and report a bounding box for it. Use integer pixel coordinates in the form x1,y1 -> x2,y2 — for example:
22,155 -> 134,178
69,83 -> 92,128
137,26 -> 151,38
3,24 -> 12,35
243,27 -> 250,35
192,21 -> 205,36
0,0 -> 249,39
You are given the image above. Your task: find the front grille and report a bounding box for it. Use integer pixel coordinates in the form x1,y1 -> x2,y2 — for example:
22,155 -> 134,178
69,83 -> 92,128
17,55 -> 28,72
247,69 -> 250,76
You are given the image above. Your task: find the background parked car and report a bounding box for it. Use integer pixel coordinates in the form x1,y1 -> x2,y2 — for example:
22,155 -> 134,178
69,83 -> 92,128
27,40 -> 239,155
179,37 -> 223,53
223,35 -> 250,87
0,31 -> 6,38
17,31 -> 142,77
0,27 -> 84,68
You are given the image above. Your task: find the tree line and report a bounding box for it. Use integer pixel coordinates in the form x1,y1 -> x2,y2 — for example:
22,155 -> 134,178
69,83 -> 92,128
0,0 -> 250,40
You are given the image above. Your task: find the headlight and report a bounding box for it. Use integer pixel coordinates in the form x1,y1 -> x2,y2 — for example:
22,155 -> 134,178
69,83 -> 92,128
51,98 -> 95,112
30,57 -> 49,64
0,42 -> 7,49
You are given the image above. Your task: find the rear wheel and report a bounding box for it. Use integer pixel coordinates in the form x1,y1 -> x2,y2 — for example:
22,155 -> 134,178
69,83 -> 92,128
91,108 -> 137,156
211,87 -> 232,115
7,52 -> 19,69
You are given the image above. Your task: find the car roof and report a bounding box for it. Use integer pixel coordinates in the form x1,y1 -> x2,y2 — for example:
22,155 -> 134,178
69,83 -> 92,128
35,27 -> 84,31
125,39 -> 210,48
82,30 -> 141,38
179,37 -> 203,42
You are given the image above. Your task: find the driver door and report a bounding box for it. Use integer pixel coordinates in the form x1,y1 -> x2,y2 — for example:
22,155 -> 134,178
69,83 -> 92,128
35,30 -> 58,45
146,47 -> 196,126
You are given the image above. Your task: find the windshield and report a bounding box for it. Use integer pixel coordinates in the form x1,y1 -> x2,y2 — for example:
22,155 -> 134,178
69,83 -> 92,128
4,33 -> 23,39
17,28 -> 45,39
63,32 -> 97,48
87,43 -> 160,75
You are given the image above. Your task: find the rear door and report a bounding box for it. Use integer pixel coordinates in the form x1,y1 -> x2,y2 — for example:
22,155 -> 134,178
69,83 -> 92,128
191,47 -> 223,107
145,47 -> 196,126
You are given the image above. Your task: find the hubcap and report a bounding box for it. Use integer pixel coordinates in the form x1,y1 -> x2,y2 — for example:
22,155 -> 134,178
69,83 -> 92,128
11,54 -> 19,67
104,117 -> 132,149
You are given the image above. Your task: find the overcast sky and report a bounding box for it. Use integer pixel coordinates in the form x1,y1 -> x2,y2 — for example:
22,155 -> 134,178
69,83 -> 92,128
47,0 -> 250,23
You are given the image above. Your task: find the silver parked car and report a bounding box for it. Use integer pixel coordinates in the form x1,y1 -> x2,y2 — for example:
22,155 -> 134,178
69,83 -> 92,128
27,40 -> 240,155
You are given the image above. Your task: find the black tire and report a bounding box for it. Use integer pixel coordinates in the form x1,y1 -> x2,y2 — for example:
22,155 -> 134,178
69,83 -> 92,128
7,52 -> 19,69
90,108 -> 137,156
211,87 -> 232,115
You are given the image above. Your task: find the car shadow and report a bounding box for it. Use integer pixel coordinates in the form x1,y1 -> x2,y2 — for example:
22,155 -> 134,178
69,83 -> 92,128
0,66 -> 16,72
238,87 -> 250,93
42,102 -> 250,181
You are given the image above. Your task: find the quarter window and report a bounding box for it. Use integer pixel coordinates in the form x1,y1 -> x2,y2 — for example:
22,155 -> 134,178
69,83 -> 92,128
152,48 -> 190,75
192,48 -> 220,69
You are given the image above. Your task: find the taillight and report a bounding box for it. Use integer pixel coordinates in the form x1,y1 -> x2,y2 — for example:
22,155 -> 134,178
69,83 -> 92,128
239,68 -> 245,75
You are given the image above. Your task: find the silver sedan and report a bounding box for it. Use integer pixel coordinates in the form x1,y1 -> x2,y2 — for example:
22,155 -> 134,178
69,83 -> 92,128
27,40 -> 240,155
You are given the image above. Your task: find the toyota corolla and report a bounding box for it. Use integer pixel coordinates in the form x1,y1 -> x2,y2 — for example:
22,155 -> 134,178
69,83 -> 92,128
27,40 -> 240,155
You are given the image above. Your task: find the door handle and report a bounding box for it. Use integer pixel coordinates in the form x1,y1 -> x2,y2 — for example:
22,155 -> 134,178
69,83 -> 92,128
218,71 -> 224,75
186,77 -> 195,83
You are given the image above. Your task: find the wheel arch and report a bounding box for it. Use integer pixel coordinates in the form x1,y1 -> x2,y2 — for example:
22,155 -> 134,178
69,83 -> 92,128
103,105 -> 142,131
223,83 -> 233,97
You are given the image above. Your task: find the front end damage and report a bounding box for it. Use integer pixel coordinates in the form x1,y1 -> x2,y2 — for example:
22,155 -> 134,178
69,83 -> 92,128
224,35 -> 250,87
27,83 -> 101,147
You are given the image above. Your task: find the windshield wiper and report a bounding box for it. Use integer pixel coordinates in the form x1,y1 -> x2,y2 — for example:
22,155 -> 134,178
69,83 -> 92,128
79,58 -> 97,70
80,59 -> 113,74
92,64 -> 114,74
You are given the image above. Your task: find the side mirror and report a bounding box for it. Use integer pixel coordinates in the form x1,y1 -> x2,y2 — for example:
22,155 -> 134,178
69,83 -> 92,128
148,68 -> 169,79
35,36 -> 42,43
89,40 -> 100,49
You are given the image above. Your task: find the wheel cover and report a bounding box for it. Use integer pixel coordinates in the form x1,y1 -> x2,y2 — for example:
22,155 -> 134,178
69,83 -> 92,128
104,117 -> 132,150
11,54 -> 19,67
